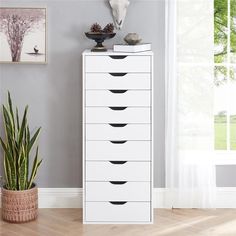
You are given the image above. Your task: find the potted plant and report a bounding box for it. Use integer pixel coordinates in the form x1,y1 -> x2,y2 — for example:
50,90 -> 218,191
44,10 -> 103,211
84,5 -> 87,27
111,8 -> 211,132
0,92 -> 42,223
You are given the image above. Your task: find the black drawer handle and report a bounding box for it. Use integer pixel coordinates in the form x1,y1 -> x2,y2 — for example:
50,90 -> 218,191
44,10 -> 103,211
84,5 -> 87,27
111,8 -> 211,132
109,123 -> 127,127
110,140 -> 127,144
110,181 -> 127,185
109,107 -> 127,111
109,73 -> 127,77
110,161 -> 127,164
109,90 -> 127,94
109,201 -> 127,205
109,56 -> 127,59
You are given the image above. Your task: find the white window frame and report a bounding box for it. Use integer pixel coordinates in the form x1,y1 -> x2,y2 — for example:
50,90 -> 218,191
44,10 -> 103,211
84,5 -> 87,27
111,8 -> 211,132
214,0 -> 236,165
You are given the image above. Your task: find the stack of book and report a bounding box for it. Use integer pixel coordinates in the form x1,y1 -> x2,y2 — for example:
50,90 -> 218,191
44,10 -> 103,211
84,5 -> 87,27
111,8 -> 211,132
113,43 -> 151,53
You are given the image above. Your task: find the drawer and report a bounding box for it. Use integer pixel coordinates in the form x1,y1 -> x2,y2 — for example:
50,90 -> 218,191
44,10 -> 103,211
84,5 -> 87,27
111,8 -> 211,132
86,161 -> 150,181
86,107 -> 150,123
86,202 -> 151,222
86,181 -> 150,201
85,55 -> 151,73
86,124 -> 150,140
86,141 -> 151,161
85,73 -> 150,90
86,90 -> 150,107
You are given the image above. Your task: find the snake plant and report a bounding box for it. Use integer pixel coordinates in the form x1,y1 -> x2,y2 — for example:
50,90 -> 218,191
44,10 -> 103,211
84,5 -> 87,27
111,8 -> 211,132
0,92 -> 42,190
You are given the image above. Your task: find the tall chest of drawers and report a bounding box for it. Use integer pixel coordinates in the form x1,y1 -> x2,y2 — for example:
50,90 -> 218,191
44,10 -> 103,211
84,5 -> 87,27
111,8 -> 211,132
83,50 -> 154,224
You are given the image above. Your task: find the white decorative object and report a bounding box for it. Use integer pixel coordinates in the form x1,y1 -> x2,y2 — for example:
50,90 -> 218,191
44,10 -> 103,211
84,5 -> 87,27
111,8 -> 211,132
109,0 -> 130,29
124,33 -> 142,45
83,49 -> 154,224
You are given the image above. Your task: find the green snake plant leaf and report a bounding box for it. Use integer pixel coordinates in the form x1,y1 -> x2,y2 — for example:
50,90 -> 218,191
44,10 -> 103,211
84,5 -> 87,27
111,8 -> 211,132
18,106 -> 28,148
28,146 -> 42,189
19,146 -> 27,190
28,146 -> 38,189
7,91 -> 15,138
2,97 -> 16,189
3,154 -> 10,189
16,107 -> 20,131
0,138 -> 17,190
3,105 -> 14,140
3,106 -> 16,162
0,138 -> 15,168
28,128 -> 41,153
3,107 -> 15,156
26,125 -> 30,184
26,125 -> 30,146
4,156 -> 17,190
18,145 -> 26,171
30,159 -> 43,189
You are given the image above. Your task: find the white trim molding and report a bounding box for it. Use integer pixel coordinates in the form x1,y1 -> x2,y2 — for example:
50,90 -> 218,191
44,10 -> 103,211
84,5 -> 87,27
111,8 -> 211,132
214,187 -> 236,208
2,188 -> 236,208
38,188 -> 83,208
38,188 -> 236,208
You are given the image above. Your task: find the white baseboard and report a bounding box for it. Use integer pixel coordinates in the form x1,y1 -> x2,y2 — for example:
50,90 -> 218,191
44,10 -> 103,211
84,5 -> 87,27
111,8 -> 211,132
38,188 -> 83,208
156,188 -> 236,208
2,187 -> 236,208
37,188 -> 167,208
36,187 -> 236,208
214,187 -> 236,208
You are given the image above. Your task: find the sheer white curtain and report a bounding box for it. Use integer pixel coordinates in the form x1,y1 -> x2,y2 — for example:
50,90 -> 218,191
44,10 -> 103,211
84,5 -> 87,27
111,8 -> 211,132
165,0 -> 216,208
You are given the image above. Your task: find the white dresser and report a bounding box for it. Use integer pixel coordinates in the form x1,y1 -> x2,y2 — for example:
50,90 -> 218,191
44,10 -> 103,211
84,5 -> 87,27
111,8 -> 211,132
83,49 -> 154,224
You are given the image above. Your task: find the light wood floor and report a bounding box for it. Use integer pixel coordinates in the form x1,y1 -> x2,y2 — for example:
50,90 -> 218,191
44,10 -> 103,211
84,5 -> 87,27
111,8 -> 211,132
1,209 -> 236,236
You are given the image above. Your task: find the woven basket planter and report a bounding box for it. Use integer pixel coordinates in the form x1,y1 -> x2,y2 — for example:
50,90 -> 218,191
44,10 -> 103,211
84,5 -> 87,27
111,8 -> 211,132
2,184 -> 38,223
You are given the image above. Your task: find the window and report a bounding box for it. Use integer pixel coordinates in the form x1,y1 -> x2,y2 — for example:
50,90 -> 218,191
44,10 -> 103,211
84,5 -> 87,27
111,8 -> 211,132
214,0 -> 236,152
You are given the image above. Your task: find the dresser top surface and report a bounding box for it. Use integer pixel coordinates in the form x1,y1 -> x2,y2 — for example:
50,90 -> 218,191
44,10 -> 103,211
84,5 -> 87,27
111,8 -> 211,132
83,49 -> 153,56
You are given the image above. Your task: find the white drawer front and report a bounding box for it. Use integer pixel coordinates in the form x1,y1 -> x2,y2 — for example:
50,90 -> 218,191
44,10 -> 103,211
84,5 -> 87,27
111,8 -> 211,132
86,124 -> 150,140
86,161 -> 150,181
86,182 -> 150,201
86,90 -> 150,107
85,73 -> 150,90
85,55 -> 151,73
86,107 -> 150,123
86,202 -> 151,222
86,141 -> 151,161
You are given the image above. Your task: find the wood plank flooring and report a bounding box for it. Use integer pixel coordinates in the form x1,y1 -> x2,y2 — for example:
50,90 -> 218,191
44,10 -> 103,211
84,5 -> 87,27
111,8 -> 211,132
1,209 -> 236,236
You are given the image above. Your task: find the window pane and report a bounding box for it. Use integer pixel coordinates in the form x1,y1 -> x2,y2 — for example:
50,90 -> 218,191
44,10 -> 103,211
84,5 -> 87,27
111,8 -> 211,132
214,66 -> 227,86
230,115 -> 236,149
215,114 -> 227,149
214,0 -> 228,63
230,67 -> 236,149
231,0 -> 236,63
214,66 -> 228,150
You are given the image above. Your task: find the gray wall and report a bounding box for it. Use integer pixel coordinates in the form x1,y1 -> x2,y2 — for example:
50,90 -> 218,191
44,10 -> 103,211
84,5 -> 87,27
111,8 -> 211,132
0,0 -> 231,189
0,0 -> 165,188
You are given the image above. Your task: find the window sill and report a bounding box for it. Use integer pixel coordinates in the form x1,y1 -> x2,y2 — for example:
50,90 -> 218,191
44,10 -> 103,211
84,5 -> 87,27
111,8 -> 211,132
215,151 -> 236,165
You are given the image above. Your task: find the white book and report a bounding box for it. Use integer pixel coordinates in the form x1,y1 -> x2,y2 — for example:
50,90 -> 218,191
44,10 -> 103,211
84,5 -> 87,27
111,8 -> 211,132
113,43 -> 151,53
